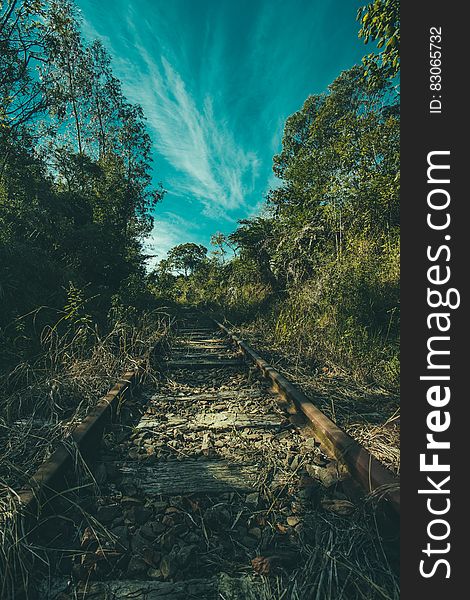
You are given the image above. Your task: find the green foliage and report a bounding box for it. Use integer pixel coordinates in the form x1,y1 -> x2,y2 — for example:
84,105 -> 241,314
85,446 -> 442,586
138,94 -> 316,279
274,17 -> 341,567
272,233 -> 399,383
63,282 -> 92,327
1,0 -> 164,374
357,0 -> 400,83
166,243 -> 208,276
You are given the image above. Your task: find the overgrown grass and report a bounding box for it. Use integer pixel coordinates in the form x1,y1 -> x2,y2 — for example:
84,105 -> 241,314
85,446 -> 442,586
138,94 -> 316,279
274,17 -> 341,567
259,502 -> 399,600
0,306 -> 172,599
218,237 -> 399,392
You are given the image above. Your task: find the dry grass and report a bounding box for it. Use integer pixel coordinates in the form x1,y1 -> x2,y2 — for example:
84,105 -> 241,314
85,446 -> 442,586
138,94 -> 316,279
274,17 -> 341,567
254,498 -> 399,600
215,317 -> 400,597
232,320 -> 400,475
0,308 -> 172,599
346,422 -> 400,475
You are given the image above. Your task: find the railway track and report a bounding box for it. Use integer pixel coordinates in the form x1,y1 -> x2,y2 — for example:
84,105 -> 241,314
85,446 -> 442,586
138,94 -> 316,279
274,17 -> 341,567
15,312 -> 399,599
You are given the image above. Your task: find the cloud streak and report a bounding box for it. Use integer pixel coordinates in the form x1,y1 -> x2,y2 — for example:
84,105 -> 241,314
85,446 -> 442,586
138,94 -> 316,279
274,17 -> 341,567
77,0 -> 366,260
115,27 -> 261,218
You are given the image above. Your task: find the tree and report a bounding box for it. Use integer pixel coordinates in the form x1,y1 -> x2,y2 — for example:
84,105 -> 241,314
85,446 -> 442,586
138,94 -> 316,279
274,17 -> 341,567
0,1 -> 47,132
166,243 -> 208,277
272,94 -> 324,182
210,232 -> 228,263
85,40 -> 123,158
1,0 -> 164,334
270,65 -> 399,250
229,217 -> 278,286
42,0 -> 90,153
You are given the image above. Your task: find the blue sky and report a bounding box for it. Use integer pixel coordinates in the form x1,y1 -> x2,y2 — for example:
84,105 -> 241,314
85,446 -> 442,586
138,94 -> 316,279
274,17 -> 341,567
76,0 -> 365,266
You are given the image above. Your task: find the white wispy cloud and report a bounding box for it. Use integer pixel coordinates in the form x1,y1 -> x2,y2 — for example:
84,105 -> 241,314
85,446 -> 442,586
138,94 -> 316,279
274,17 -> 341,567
144,218 -> 188,270
114,33 -> 260,218
82,3 -> 264,220
78,0 -> 352,258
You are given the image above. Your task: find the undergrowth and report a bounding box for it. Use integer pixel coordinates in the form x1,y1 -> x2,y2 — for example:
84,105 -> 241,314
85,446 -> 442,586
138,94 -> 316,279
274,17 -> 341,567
218,239 -> 399,393
259,500 -> 399,600
0,304 -> 172,599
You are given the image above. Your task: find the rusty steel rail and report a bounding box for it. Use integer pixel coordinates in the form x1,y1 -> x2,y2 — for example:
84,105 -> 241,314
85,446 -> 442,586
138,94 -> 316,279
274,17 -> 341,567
15,315 -> 399,531
214,319 -> 400,513
17,368 -> 142,527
